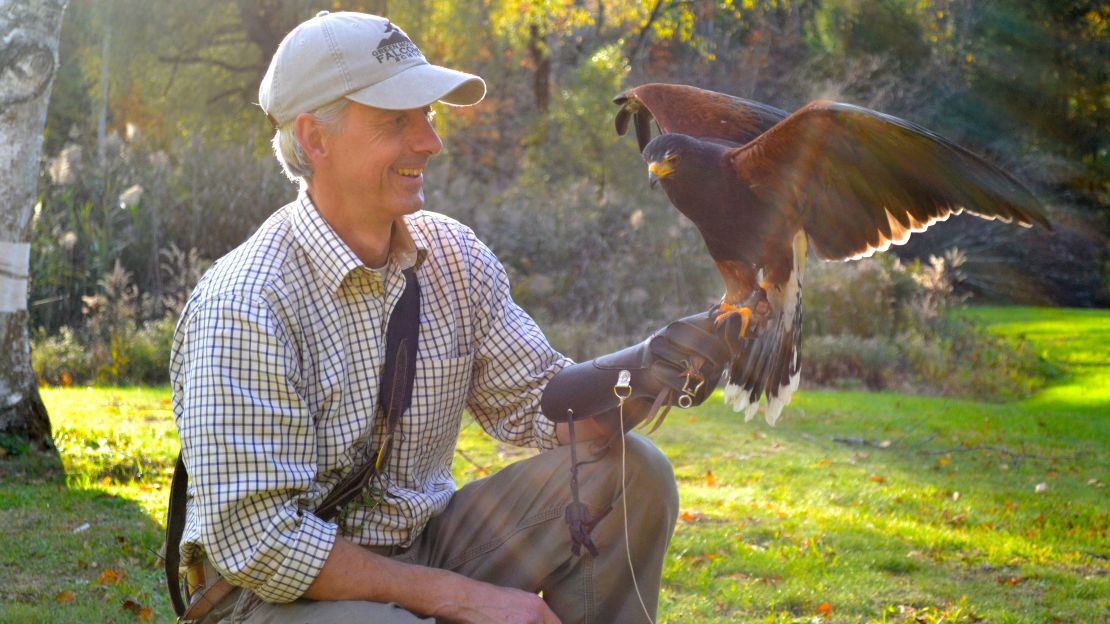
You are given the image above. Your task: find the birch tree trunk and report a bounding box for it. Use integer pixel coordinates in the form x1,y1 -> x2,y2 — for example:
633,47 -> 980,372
0,0 -> 67,450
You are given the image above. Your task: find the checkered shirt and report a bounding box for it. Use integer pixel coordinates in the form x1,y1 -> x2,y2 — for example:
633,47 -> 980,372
169,194 -> 569,603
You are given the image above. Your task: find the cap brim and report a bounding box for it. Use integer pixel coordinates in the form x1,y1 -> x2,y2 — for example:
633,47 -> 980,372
345,63 -> 486,110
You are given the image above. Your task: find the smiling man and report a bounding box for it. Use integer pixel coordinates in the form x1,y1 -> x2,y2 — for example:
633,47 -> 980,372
168,11 -> 731,624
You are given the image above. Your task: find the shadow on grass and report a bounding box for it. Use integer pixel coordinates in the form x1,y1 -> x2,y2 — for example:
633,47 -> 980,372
0,453 -> 173,623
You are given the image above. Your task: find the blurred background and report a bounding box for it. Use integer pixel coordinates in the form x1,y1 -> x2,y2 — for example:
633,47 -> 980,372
30,0 -> 1107,399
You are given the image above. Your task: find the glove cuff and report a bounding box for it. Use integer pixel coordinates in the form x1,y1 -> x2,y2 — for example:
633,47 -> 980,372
541,339 -> 665,424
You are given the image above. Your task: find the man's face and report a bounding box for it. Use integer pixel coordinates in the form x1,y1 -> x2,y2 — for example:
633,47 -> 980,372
321,102 -> 443,219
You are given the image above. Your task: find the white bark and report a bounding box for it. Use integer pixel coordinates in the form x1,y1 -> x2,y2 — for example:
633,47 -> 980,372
0,0 -> 68,446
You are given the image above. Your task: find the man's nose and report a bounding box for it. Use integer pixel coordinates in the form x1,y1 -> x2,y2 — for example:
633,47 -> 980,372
411,115 -> 443,156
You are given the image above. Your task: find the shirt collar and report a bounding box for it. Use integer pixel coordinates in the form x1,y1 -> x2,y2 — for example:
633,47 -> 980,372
291,194 -> 429,294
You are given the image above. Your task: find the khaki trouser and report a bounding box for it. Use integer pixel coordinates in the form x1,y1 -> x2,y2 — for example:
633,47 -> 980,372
200,433 -> 679,624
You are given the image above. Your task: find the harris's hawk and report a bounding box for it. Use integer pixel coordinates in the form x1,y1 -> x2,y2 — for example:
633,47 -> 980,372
614,83 -> 1051,425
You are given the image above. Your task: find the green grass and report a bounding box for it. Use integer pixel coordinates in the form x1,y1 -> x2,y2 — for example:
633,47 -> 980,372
1,306 -> 1107,622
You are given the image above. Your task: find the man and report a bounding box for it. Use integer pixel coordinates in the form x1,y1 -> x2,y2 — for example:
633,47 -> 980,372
170,11 -> 729,623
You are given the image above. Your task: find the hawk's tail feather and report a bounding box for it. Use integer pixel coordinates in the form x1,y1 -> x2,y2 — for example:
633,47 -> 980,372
722,233 -> 806,425
722,305 -> 802,425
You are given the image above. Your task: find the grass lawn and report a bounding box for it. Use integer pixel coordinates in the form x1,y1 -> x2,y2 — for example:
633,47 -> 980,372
1,306 -> 1106,622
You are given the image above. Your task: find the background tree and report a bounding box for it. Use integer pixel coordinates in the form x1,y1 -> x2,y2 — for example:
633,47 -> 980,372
1,0 -> 68,450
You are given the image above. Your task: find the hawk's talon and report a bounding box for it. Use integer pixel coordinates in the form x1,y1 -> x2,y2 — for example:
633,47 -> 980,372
715,303 -> 754,338
715,286 -> 772,340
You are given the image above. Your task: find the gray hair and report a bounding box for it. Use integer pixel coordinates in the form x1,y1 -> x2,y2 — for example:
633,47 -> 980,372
272,98 -> 350,187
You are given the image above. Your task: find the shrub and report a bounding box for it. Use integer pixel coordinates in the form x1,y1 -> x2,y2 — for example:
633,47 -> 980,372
32,253 -> 184,386
802,334 -> 902,390
801,251 -> 1050,400
28,130 -> 1052,399
31,326 -> 93,386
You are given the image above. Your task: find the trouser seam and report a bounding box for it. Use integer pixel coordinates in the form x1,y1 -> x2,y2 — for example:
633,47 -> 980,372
441,502 -> 566,570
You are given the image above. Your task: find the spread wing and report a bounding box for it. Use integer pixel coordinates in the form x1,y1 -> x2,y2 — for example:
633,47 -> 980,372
726,100 -> 1052,261
614,83 -> 788,152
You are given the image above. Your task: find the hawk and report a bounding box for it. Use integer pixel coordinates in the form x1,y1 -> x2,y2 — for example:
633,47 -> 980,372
614,83 -> 1051,425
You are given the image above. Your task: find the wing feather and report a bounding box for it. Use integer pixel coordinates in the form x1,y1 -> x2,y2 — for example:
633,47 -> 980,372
614,83 -> 788,152
728,101 -> 1051,261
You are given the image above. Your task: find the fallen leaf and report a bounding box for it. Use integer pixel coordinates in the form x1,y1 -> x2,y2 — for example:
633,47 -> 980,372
1034,482 -> 1048,493
55,591 -> 76,604
817,458 -> 833,467
937,456 -> 951,467
877,439 -> 892,448
690,553 -> 723,565
97,569 -> 125,585
60,371 -> 73,387
870,474 -> 887,484
122,598 -> 154,620
817,601 -> 833,618
687,415 -> 696,424
705,471 -> 717,487
100,476 -> 113,487
1000,576 -> 1024,585
680,511 -> 705,523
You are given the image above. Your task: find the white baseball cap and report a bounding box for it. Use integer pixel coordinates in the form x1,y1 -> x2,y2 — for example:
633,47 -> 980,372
259,11 -> 486,127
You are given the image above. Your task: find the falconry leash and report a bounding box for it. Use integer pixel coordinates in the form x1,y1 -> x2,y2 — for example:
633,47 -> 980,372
564,364 -> 705,624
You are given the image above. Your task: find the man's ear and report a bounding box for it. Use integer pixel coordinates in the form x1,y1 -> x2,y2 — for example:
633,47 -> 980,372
293,113 -> 327,166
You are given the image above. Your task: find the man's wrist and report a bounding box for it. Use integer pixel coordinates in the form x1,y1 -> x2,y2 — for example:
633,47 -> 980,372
424,569 -> 487,621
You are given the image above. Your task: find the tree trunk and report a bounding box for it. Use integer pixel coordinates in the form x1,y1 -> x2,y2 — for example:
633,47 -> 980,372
528,22 -> 550,113
0,0 -> 68,451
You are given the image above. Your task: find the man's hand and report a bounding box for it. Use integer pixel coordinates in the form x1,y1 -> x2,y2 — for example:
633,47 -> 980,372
432,577 -> 560,623
305,537 -> 559,623
644,310 -> 731,407
543,308 -> 731,439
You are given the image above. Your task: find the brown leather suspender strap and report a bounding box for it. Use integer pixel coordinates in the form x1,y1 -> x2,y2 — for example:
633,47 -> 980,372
165,267 -> 421,620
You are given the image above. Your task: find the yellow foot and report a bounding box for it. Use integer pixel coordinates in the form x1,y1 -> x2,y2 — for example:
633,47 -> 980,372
715,303 -> 753,338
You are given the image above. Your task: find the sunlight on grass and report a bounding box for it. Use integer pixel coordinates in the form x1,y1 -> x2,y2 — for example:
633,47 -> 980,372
3,306 -> 1107,623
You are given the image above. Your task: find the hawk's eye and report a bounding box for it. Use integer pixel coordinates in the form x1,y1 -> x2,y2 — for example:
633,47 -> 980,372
664,153 -> 678,163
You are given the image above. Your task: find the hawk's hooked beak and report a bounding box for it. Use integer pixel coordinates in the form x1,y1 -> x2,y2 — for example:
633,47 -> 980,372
648,160 -> 674,189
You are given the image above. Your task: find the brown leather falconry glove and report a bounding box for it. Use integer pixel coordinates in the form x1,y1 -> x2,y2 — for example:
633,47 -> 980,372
541,308 -> 731,435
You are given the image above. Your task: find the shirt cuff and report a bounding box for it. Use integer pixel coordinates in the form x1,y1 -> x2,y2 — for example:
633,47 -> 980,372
252,512 -> 338,603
